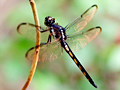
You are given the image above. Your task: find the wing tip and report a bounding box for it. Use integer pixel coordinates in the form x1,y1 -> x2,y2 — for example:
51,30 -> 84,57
25,46 -> 35,60
17,23 -> 28,33
96,26 -> 102,32
81,4 -> 98,17
92,4 -> 98,9
87,26 -> 102,32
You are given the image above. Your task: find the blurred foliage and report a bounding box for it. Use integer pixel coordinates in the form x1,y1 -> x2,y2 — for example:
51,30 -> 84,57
0,0 -> 120,90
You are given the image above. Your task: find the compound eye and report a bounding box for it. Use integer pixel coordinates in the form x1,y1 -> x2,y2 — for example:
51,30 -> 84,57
48,17 -> 52,21
52,18 -> 55,23
44,16 -> 55,26
45,17 -> 47,20
45,16 -> 50,20
52,17 -> 55,20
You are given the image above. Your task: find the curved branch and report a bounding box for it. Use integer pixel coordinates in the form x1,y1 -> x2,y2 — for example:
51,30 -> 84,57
22,0 -> 40,90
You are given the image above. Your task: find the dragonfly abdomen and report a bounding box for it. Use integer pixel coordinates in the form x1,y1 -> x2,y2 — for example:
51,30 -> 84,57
60,40 -> 97,88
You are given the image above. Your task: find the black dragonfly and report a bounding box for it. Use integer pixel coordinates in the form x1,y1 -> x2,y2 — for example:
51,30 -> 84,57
17,5 -> 101,88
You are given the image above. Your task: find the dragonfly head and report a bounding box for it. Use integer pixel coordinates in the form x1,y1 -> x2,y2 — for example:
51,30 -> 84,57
44,16 -> 55,26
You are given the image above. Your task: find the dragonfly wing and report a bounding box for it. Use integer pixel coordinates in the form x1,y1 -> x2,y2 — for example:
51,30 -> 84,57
65,5 -> 97,35
26,40 -> 63,62
66,27 -> 101,52
17,23 -> 50,43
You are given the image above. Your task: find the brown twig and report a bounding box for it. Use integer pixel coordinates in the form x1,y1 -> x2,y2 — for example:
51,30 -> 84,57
22,0 -> 40,90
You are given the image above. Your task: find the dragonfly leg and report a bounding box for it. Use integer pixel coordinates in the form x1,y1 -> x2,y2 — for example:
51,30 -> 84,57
40,29 -> 49,33
34,25 -> 50,33
39,34 -> 52,46
47,34 -> 52,43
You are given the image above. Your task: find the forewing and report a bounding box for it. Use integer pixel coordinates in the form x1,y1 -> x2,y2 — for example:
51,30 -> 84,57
66,27 -> 101,52
26,41 -> 63,62
65,5 -> 97,35
17,23 -> 49,42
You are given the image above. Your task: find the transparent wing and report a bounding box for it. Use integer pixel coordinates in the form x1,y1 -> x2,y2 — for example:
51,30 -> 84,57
26,40 -> 63,62
17,23 -> 50,43
66,27 -> 101,52
65,5 -> 97,35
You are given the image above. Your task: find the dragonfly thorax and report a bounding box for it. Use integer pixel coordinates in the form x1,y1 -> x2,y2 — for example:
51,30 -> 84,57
50,25 -> 67,41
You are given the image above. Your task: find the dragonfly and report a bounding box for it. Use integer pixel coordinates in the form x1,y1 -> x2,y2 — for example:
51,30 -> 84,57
17,4 -> 101,88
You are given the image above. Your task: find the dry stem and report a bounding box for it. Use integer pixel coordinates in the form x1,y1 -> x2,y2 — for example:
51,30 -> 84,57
22,0 -> 40,90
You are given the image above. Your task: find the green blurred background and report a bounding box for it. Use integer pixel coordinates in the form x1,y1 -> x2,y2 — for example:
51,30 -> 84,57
0,0 -> 120,90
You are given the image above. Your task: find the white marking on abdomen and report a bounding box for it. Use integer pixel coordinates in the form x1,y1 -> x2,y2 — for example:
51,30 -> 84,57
65,44 -> 69,51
